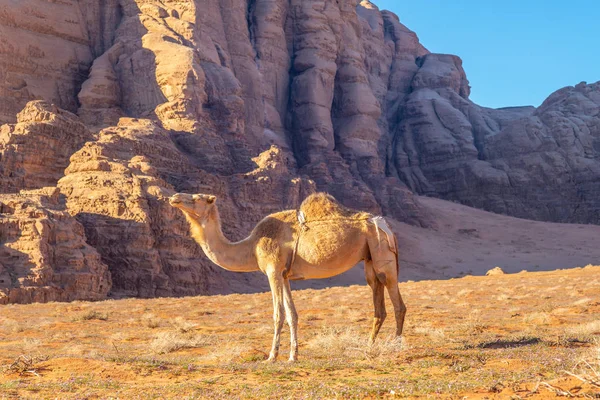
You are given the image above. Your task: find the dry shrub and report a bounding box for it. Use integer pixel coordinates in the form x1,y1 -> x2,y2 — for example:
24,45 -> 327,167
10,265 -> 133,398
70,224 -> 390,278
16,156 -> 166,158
2,354 -> 49,376
462,313 -> 488,335
566,321 -> 600,336
495,293 -> 511,301
171,317 -> 196,333
572,298 -> 593,306
1,318 -> 26,333
73,310 -> 108,321
64,344 -> 87,357
306,327 -> 407,361
551,307 -> 572,315
150,331 -> 214,354
21,338 -> 42,353
414,326 -> 446,343
561,321 -> 600,344
200,342 -> 254,363
141,313 -> 161,329
523,312 -> 550,325
562,343 -> 600,394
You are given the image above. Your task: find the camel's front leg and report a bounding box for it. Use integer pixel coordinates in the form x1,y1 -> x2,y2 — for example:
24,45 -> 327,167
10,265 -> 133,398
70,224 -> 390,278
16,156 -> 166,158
283,278 -> 298,361
365,259 -> 386,344
266,268 -> 285,362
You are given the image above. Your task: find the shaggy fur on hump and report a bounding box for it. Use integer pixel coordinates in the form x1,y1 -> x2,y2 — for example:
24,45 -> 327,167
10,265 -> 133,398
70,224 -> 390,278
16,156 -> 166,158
298,193 -> 372,221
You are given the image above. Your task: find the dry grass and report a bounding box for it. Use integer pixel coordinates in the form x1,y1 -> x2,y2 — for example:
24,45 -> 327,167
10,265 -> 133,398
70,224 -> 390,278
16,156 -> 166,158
0,318 -> 26,333
1,355 -> 49,376
554,343 -> 600,397
572,297 -> 594,306
150,331 -> 215,354
566,320 -> 600,336
0,267 -> 599,399
523,311 -> 551,324
72,310 -> 108,321
140,313 -> 161,329
21,338 -> 42,353
306,327 -> 407,361
171,317 -> 196,333
413,325 -> 446,342
461,313 -> 488,335
198,341 -> 257,363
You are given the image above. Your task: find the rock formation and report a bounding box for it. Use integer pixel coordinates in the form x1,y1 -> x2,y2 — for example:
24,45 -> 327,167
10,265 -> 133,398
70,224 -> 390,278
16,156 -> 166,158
0,0 -> 95,124
0,187 -> 110,304
392,70 -> 600,224
0,0 -> 598,303
0,102 -> 93,193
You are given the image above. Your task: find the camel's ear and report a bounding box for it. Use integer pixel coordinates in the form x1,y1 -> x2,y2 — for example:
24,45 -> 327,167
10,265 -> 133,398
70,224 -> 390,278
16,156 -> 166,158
206,195 -> 216,204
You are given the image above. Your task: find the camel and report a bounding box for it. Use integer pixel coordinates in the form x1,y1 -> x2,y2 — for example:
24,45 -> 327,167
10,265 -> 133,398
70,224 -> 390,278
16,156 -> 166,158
169,192 -> 406,362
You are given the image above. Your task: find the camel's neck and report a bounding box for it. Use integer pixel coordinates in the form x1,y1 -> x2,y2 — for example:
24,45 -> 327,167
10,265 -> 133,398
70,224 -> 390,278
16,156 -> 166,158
184,206 -> 259,273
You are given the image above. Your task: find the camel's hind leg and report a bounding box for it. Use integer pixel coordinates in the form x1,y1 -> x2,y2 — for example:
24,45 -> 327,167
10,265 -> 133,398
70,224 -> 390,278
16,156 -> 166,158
367,234 -> 407,340
385,276 -> 406,337
365,259 -> 386,343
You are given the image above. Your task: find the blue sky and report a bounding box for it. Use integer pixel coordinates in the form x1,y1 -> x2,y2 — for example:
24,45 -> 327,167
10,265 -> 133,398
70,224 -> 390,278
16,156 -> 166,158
374,1 -> 600,108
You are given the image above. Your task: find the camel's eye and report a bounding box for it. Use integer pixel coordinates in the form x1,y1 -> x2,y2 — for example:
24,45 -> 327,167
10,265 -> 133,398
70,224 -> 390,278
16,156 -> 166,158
192,194 -> 202,202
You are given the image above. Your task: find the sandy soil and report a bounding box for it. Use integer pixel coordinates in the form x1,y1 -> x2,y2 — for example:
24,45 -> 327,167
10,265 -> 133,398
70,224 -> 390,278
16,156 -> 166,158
1,266 -> 599,399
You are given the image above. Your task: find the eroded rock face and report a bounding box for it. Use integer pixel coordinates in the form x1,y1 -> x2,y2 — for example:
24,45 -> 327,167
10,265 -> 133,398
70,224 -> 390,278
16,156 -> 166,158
0,188 -> 110,304
0,0 -> 599,303
0,102 -> 92,193
392,74 -> 600,223
0,1 -> 95,124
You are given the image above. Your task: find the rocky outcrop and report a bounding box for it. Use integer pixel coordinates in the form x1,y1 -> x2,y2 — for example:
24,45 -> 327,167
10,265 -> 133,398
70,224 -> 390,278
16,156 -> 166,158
0,0 -> 95,124
0,187 -> 110,304
0,0 -> 599,303
392,72 -> 600,223
0,102 -> 92,193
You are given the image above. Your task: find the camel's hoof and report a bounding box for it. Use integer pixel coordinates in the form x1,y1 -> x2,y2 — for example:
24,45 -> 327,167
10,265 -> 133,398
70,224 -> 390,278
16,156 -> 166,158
287,357 -> 297,363
263,357 -> 277,364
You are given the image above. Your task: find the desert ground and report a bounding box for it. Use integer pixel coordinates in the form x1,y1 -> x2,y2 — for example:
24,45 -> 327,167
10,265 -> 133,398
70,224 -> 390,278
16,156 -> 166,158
1,266 -> 599,399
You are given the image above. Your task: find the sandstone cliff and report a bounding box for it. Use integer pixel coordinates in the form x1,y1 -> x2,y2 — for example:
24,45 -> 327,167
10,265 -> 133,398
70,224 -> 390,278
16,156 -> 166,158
0,0 -> 598,303
392,71 -> 600,223
0,187 -> 110,304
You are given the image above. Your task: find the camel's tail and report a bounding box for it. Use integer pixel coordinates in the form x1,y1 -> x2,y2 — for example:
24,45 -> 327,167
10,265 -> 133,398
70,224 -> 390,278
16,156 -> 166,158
371,216 -> 399,273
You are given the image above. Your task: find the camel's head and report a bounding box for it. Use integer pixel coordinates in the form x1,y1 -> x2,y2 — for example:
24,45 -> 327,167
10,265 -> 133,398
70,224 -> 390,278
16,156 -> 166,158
169,193 -> 216,219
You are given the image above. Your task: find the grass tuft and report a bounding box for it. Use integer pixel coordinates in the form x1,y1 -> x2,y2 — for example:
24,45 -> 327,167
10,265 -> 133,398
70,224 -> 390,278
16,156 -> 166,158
150,331 -> 215,354
306,327 -> 406,361
72,310 -> 108,321
140,313 -> 161,328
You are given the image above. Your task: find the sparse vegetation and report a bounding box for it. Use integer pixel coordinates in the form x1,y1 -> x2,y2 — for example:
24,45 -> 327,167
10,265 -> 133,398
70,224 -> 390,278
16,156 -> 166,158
306,326 -> 407,361
150,331 -> 215,354
1,354 -> 49,376
414,325 -> 445,342
171,316 -> 196,333
141,313 -> 161,329
567,320 -> 600,337
0,267 -> 599,398
72,310 -> 109,321
1,318 -> 26,333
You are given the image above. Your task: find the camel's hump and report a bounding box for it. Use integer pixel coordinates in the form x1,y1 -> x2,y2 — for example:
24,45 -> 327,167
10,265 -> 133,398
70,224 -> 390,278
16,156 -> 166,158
299,193 -> 371,221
